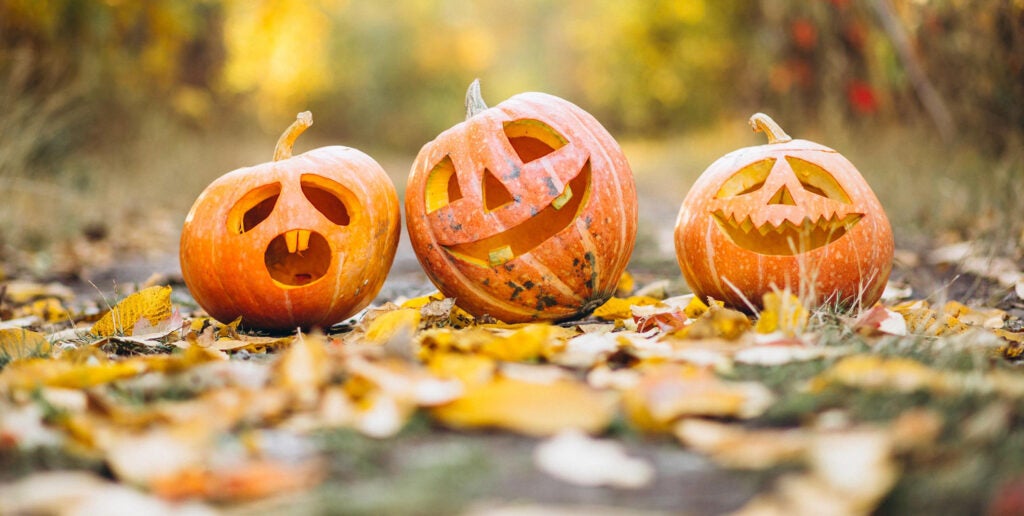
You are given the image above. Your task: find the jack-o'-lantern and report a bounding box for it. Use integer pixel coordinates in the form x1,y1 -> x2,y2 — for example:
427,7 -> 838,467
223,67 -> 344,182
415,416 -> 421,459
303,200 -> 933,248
674,113 -> 893,311
406,80 -> 638,323
180,112 -> 400,331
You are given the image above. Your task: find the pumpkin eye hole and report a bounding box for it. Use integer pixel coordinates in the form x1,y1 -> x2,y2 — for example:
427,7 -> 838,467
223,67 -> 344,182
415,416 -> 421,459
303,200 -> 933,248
715,159 -> 775,198
228,183 -> 281,234
301,174 -> 351,225
503,119 -> 568,163
786,156 -> 852,203
425,155 -> 461,213
483,168 -> 514,212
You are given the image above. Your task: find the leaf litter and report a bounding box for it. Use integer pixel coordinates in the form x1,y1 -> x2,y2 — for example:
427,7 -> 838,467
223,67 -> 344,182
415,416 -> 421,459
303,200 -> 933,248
0,270 -> 1023,514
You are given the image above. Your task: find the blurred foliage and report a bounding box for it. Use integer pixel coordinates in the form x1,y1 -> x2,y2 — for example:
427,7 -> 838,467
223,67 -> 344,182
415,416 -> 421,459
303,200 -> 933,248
0,0 -> 1020,158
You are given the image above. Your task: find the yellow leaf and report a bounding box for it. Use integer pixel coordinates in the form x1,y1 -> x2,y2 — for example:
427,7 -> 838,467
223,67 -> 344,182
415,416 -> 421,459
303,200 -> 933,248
807,355 -> 948,393
683,295 -> 724,319
479,324 -> 571,362
676,305 -> 751,340
0,328 -> 51,362
90,286 -> 173,337
274,332 -> 330,405
0,358 -> 147,391
623,364 -> 773,433
363,308 -> 421,345
400,292 -> 444,309
755,291 -> 808,336
431,376 -> 618,436
426,352 -> 496,386
592,296 -> 663,321
14,298 -> 72,323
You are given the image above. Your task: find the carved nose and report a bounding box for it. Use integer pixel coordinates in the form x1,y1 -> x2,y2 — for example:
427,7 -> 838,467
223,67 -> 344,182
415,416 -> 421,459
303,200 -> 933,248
284,229 -> 312,253
767,185 -> 797,206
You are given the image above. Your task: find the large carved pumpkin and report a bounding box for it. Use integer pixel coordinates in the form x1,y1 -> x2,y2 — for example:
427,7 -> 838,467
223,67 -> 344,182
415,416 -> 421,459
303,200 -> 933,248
406,81 -> 638,323
180,112 -> 400,331
674,113 -> 893,310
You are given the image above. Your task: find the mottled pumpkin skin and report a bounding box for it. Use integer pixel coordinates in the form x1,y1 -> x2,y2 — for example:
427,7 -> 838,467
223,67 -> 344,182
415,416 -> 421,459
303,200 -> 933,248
180,147 -> 399,331
406,91 -> 637,323
674,135 -> 893,311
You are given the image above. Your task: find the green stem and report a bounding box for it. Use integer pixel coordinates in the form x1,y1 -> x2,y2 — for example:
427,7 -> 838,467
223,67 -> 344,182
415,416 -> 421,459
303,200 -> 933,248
273,111 -> 313,161
748,113 -> 793,144
465,79 -> 488,119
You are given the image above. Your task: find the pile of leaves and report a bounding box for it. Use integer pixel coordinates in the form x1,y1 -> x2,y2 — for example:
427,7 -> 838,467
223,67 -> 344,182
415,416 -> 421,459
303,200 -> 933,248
2,266 -> 1024,514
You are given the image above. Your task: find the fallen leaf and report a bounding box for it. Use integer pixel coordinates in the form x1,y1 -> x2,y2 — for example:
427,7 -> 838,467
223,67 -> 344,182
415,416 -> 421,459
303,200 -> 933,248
853,305 -> 908,336
592,296 -> 663,321
755,291 -> 808,336
0,328 -> 52,362
90,286 -> 173,337
534,430 -> 654,489
623,364 -> 774,432
431,376 -> 617,436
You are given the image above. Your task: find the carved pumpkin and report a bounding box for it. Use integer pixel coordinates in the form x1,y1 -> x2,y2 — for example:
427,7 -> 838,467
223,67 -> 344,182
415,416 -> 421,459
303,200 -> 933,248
405,80 -> 638,323
180,112 -> 400,331
674,113 -> 893,310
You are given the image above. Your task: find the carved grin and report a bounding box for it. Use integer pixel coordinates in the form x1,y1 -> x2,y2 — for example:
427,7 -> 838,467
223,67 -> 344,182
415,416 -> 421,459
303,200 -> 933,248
712,210 -> 863,256
444,161 -> 592,267
265,229 -> 331,287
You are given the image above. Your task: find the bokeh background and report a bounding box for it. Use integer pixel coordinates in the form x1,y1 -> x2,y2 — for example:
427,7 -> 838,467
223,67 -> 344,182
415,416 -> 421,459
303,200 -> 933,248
1,0 -> 1021,282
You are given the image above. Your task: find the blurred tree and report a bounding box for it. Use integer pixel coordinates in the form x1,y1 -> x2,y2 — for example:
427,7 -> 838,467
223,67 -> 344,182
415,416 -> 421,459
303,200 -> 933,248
0,0 -> 1020,153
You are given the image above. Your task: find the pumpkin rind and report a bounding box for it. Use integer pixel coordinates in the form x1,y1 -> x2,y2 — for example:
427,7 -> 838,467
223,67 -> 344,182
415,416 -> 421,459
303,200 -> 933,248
674,114 -> 893,311
180,113 -> 400,331
406,82 -> 637,323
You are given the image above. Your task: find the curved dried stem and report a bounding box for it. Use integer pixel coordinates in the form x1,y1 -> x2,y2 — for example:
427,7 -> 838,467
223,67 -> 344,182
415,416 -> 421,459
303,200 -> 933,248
749,113 -> 793,144
465,79 -> 488,120
273,111 -> 313,161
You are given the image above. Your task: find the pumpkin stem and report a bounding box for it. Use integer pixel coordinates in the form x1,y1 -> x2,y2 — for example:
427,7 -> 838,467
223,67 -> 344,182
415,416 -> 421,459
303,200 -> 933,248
273,111 -> 314,161
749,113 -> 793,144
465,79 -> 488,119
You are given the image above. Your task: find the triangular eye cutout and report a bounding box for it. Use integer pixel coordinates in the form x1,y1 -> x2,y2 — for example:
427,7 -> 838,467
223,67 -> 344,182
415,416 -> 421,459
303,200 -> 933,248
227,183 -> 281,234
483,168 -> 514,212
785,156 -> 852,203
425,155 -> 461,213
503,119 -> 568,163
715,159 -> 776,198
301,174 -> 351,226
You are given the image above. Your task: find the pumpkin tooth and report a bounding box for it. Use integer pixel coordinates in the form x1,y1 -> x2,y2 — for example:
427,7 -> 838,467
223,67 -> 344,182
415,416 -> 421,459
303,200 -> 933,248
286,230 -> 299,253
488,245 -> 514,266
552,184 -> 573,210
297,230 -> 311,252
740,216 -> 755,233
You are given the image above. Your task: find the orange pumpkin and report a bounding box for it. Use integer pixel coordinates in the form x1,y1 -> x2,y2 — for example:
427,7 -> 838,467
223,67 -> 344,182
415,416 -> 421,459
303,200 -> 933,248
674,113 -> 893,310
180,112 -> 400,331
405,80 -> 637,322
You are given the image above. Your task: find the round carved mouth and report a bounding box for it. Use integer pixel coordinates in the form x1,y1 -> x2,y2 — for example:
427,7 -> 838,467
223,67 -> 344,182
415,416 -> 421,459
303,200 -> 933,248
442,161 -> 592,267
712,210 -> 863,256
265,229 -> 331,286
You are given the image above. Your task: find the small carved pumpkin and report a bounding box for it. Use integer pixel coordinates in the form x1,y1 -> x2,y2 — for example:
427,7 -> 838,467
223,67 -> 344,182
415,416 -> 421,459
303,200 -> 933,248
180,112 -> 400,331
406,81 -> 638,322
674,113 -> 893,310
